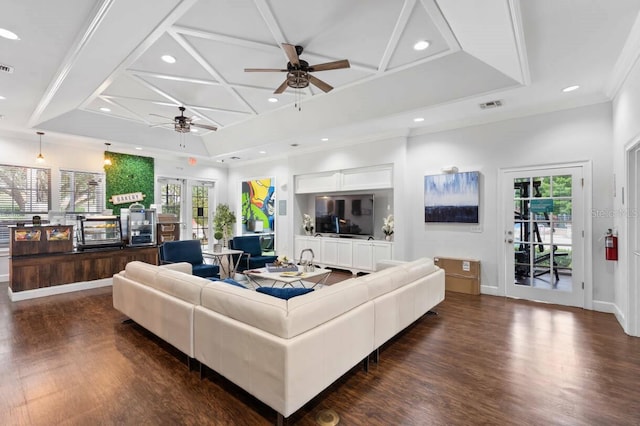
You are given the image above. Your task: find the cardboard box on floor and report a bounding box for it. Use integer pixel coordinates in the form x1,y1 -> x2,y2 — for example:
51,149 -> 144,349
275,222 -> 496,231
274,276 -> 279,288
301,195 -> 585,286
434,257 -> 480,295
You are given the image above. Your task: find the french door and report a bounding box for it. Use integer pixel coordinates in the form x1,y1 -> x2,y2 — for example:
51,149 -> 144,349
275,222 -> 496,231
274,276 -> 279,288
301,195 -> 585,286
503,165 -> 584,307
190,181 -> 216,252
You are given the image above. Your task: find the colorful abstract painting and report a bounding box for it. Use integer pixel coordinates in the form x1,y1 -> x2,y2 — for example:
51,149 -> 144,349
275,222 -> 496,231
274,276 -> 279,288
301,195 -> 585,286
424,171 -> 479,223
242,178 -> 275,231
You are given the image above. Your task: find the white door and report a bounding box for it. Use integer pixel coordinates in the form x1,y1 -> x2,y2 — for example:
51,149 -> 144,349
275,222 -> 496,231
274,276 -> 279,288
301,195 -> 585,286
503,166 -> 584,307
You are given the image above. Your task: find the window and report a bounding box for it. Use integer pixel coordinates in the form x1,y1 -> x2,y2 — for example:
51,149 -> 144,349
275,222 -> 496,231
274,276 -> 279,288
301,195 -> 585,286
0,164 -> 51,247
59,170 -> 105,213
158,178 -> 183,218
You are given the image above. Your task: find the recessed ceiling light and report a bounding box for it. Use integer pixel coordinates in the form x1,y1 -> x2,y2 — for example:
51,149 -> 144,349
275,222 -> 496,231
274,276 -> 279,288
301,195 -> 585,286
216,159 -> 224,163
321,138 -> 329,142
0,28 -> 19,40
413,117 -> 425,122
259,150 -> 266,154
413,40 -> 430,51
191,128 -> 199,133
161,55 -> 176,64
0,95 -> 5,100
99,107 -> 111,112
135,147 -> 143,150
268,97 -> 278,103
562,85 -> 580,93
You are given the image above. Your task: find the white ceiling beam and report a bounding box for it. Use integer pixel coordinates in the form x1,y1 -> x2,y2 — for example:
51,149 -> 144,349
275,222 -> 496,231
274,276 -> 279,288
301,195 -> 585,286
252,0 -> 288,53
420,0 -> 461,51
29,0 -> 115,127
78,0 -> 199,111
167,29 -> 257,115
130,75 -> 223,128
378,0 -> 417,73
172,25 -> 281,53
127,70 -> 220,86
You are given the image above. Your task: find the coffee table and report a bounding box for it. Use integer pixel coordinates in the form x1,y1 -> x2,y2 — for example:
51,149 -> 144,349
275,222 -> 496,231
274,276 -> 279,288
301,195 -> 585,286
243,266 -> 331,289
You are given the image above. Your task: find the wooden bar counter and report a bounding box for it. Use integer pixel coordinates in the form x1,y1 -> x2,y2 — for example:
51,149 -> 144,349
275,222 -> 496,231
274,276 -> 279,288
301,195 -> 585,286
8,224 -> 157,294
9,246 -> 158,293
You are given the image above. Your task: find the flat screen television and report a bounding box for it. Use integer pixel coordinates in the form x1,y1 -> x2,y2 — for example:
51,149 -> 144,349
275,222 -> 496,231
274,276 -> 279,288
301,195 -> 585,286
315,194 -> 374,237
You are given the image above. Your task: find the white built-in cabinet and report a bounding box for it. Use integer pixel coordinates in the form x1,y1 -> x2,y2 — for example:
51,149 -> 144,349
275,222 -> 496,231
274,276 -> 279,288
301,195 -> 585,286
352,240 -> 394,272
294,164 -> 392,194
294,236 -> 393,274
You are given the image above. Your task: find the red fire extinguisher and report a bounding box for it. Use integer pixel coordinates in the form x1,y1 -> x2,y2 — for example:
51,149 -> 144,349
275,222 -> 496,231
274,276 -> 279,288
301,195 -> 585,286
605,229 -> 618,261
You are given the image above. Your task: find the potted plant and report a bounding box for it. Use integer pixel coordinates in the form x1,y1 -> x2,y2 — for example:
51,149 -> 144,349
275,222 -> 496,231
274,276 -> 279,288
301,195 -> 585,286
213,203 -> 236,247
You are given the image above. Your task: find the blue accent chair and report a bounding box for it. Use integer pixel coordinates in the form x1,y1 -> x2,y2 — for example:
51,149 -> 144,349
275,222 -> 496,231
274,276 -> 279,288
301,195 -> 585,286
229,235 -> 278,272
159,239 -> 220,278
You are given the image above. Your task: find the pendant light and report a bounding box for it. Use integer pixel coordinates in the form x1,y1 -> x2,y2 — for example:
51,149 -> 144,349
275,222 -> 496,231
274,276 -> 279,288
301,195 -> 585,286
104,142 -> 112,166
35,131 -> 45,163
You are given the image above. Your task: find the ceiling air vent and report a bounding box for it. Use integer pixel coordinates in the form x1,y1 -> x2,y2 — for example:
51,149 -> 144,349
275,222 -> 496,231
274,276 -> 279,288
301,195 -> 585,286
0,63 -> 14,73
479,100 -> 502,109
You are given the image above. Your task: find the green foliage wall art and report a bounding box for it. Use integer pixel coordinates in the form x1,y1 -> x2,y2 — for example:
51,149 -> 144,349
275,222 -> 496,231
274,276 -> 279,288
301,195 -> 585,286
104,152 -> 154,215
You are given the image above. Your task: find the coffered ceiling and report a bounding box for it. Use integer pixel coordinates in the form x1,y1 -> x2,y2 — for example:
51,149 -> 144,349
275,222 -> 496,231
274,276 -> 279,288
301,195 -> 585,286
1,0 -> 639,164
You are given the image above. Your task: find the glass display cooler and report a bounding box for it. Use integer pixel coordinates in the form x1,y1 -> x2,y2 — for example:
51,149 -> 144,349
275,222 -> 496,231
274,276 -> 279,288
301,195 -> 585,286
128,204 -> 156,246
76,215 -> 123,251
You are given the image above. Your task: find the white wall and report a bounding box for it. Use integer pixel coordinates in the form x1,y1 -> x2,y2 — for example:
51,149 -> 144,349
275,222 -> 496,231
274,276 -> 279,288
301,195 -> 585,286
226,159 -> 292,255
612,50 -> 640,335
406,103 -> 614,306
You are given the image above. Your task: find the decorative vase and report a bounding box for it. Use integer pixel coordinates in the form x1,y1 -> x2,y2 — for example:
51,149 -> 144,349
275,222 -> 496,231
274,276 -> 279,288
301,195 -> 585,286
385,234 -> 392,241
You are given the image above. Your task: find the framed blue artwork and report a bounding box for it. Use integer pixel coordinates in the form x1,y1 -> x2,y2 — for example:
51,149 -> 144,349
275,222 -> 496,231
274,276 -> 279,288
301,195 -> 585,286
424,171 -> 480,223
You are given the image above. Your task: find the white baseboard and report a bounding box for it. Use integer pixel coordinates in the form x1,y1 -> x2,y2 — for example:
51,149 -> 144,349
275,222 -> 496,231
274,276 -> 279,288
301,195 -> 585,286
591,300 -> 618,314
8,278 -> 113,302
0,274 -> 8,282
480,285 -> 499,296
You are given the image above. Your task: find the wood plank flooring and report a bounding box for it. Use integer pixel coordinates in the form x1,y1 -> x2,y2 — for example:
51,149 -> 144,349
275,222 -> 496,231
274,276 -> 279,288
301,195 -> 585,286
2,273 -> 640,425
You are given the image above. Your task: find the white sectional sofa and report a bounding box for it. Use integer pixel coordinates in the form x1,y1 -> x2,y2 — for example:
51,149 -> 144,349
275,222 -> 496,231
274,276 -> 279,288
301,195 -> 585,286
112,257 -> 445,424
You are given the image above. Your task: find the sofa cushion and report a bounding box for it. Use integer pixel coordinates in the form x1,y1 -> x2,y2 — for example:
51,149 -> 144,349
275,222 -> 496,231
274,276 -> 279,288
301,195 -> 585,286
153,268 -> 211,305
256,286 -> 314,299
402,258 -> 437,282
159,262 -> 192,274
124,261 -> 159,287
359,266 -> 408,300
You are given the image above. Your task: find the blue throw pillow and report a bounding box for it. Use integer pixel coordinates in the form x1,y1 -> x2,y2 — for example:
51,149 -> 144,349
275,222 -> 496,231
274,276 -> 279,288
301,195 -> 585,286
256,286 -> 314,300
208,277 -> 247,289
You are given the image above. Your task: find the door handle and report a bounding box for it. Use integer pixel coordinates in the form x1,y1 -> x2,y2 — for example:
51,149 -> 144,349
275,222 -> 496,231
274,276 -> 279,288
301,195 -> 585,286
506,238 -> 514,244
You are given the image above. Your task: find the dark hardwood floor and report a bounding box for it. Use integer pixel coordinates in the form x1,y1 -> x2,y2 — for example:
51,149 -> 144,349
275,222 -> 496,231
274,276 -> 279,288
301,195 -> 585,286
2,272 -> 640,425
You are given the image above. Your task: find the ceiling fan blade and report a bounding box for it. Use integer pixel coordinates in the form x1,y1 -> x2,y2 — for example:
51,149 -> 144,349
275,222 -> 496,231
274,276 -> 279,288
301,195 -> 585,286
282,43 -> 300,67
274,79 -> 289,94
149,123 -> 172,128
245,68 -> 287,72
192,123 -> 217,131
309,59 -> 351,72
308,75 -> 333,93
